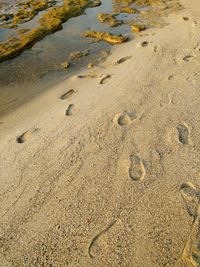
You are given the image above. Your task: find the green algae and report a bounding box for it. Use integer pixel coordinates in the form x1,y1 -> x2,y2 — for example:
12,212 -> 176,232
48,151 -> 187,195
131,24 -> 145,32
83,30 -> 128,44
0,0 -> 100,62
1,0 -> 56,28
97,13 -> 123,27
69,49 -> 89,60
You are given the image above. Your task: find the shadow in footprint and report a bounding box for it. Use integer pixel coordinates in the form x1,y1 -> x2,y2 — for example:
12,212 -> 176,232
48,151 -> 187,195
183,16 -> 189,21
100,74 -> 111,85
129,154 -> 145,181
141,41 -> 149,47
177,123 -> 190,145
65,104 -> 75,116
61,89 -> 75,100
115,56 -> 132,65
183,55 -> 194,62
113,111 -> 137,126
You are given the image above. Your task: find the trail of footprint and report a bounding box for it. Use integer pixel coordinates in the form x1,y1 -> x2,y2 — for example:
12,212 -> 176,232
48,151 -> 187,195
177,123 -> 190,145
61,89 -> 75,100
100,74 -> 111,85
113,111 -> 137,126
129,154 -> 145,181
17,128 -> 39,143
65,104 -> 75,116
115,56 -> 131,65
88,220 -> 117,258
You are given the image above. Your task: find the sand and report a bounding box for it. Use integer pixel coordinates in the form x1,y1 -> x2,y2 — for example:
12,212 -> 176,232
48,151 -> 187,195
0,0 -> 200,265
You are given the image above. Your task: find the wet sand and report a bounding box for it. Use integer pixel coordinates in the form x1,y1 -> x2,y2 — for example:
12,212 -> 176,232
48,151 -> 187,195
1,0 -> 200,266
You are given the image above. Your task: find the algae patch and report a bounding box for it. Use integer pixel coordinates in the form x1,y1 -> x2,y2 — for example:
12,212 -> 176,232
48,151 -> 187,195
97,13 -> 123,27
0,0 -> 100,62
131,24 -> 145,32
69,50 -> 89,60
83,31 -> 128,44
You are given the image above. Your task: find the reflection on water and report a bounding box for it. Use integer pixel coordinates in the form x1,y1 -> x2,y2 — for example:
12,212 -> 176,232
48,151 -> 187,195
0,0 -> 141,115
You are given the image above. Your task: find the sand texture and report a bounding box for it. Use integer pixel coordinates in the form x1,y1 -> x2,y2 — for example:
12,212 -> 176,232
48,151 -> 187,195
1,0 -> 200,265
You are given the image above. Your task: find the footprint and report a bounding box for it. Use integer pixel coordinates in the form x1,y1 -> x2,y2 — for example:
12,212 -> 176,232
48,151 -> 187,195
183,16 -> 189,21
17,128 -> 39,143
100,74 -> 111,85
61,89 -> 75,100
141,41 -> 149,47
193,42 -> 200,51
192,20 -> 199,28
160,93 -> 171,107
187,71 -> 200,88
183,55 -> 194,62
65,104 -> 75,116
129,154 -> 145,181
113,111 -> 137,126
77,75 -> 89,79
168,75 -> 174,80
180,182 -> 199,217
177,123 -> 190,145
177,182 -> 200,266
115,56 -> 131,65
77,73 -> 98,79
88,220 -> 117,258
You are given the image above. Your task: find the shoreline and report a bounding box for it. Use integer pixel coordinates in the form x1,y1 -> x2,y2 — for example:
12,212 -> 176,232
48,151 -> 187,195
1,0 -> 200,265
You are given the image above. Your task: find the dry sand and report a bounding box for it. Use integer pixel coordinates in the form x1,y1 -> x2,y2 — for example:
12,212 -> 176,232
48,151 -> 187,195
1,0 -> 200,265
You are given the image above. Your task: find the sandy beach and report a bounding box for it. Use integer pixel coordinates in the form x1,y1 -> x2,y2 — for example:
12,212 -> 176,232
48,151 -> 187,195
1,0 -> 200,265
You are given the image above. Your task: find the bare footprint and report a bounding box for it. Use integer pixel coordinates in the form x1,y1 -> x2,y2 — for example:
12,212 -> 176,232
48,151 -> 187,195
61,89 -> 75,100
65,104 -> 75,116
177,182 -> 200,266
100,74 -> 111,85
88,220 -> 117,258
129,154 -> 145,181
192,20 -> 199,28
113,111 -> 137,126
115,56 -> 131,65
17,128 -> 39,143
177,123 -> 190,145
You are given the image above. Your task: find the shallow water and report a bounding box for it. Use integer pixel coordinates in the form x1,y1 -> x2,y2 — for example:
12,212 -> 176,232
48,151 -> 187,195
0,0 -> 143,116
